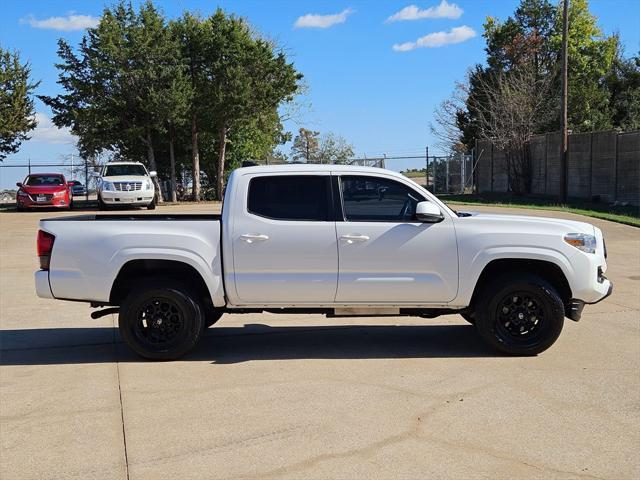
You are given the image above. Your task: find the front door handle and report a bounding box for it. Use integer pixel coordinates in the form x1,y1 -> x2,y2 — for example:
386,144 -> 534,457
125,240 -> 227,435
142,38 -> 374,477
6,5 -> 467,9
340,234 -> 370,244
240,234 -> 269,243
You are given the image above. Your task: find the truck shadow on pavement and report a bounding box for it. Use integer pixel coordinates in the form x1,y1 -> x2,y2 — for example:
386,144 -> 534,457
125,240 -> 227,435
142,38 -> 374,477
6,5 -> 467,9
1,323 -> 498,366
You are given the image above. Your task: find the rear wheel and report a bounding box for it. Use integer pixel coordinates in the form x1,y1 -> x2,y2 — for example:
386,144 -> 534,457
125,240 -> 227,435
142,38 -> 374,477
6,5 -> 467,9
474,273 -> 564,356
119,282 -> 205,360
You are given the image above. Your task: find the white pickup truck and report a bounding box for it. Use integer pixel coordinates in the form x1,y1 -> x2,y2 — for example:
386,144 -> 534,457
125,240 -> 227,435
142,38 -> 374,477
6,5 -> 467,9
35,165 -> 612,360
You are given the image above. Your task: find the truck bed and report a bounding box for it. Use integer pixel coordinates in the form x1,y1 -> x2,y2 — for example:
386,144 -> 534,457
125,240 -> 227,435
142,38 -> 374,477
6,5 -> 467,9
43,213 -> 221,222
38,214 -> 225,305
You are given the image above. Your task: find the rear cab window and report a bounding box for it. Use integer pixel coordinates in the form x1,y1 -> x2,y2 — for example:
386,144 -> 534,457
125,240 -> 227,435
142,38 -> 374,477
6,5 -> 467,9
247,175 -> 331,221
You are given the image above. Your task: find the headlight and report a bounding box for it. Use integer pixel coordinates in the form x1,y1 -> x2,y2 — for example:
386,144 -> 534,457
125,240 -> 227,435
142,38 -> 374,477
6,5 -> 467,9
144,180 -> 152,190
564,233 -> 596,254
102,181 -> 114,191
17,190 -> 28,197
54,190 -> 67,197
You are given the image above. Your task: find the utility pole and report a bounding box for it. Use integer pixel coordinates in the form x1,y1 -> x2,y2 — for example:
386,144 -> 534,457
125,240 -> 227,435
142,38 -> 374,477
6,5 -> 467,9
425,146 -> 429,190
84,158 -> 89,201
560,0 -> 569,203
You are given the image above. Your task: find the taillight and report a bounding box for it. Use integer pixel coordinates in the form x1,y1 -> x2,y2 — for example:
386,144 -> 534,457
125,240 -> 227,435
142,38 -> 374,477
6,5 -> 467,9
37,230 -> 55,270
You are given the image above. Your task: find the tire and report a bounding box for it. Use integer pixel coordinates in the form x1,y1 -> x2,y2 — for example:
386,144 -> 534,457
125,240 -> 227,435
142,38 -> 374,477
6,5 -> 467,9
147,198 -> 156,210
118,282 -> 205,360
205,309 -> 224,328
474,273 -> 564,356
98,195 -> 108,211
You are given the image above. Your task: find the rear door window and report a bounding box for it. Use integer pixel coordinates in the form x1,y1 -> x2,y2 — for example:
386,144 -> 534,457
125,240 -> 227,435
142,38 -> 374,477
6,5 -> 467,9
248,175 -> 330,221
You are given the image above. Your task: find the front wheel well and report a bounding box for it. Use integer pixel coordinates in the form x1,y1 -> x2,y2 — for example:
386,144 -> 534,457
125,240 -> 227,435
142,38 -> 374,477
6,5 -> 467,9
469,259 -> 572,309
110,259 -> 212,307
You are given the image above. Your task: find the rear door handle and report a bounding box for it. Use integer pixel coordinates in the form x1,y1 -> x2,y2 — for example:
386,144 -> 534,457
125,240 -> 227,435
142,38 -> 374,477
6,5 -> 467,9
340,234 -> 370,244
240,234 -> 269,243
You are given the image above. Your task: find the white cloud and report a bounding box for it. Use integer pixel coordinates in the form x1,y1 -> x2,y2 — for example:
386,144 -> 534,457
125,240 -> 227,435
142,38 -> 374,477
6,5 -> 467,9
294,8 -> 354,29
30,113 -> 76,145
387,1 -> 463,22
392,25 -> 476,52
21,14 -> 99,31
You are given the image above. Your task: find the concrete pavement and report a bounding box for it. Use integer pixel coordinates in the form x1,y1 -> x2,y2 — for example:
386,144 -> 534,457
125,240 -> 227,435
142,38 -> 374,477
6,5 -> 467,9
1,203 -> 638,480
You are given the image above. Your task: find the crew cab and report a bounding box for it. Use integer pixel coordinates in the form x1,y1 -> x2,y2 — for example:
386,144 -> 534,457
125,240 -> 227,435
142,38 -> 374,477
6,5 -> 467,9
35,165 -> 612,360
97,161 -> 157,210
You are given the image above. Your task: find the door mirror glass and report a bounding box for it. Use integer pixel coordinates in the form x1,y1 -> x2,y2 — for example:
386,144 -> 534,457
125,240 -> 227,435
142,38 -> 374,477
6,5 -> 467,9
16,182 -> 22,188
149,170 -> 157,178
415,201 -> 444,223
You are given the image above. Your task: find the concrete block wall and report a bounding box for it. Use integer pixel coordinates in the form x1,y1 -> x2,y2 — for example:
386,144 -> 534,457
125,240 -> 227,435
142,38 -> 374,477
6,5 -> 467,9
475,130 -> 639,205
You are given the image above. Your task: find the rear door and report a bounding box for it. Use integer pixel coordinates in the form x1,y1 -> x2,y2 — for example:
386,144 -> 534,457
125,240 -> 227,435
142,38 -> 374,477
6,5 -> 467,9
231,173 -> 338,304
334,174 -> 458,304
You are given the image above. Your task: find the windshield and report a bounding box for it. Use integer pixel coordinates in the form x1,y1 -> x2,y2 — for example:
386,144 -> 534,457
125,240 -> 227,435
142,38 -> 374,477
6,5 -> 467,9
104,164 -> 147,177
25,175 -> 64,186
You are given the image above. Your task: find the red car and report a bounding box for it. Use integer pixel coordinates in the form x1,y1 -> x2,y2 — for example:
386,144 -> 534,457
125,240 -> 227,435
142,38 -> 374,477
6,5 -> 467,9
16,173 -> 72,211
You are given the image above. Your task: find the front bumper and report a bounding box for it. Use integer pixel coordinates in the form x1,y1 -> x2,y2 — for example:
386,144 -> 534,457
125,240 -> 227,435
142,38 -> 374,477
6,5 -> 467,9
566,281 -> 613,321
17,196 -> 69,208
100,190 -> 153,205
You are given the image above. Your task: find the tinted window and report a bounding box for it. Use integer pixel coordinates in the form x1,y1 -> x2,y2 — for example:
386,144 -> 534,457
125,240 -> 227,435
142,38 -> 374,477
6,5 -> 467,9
341,176 -> 424,222
104,164 -> 148,177
248,175 -> 330,221
26,175 -> 64,186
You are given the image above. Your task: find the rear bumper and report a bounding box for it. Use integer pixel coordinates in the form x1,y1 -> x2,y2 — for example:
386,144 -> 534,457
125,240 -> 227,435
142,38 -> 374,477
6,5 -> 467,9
35,270 -> 54,299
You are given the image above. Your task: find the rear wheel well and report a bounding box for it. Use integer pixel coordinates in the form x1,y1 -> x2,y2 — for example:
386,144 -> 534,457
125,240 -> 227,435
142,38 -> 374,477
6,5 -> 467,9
110,260 -> 212,307
470,259 -> 572,309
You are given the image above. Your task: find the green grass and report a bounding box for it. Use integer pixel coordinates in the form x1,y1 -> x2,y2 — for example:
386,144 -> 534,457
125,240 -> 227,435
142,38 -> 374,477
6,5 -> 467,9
441,193 -> 640,227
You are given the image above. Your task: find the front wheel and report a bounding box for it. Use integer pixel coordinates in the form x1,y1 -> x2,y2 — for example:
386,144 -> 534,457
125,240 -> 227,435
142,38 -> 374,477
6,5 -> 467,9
98,195 -> 108,211
119,282 -> 205,360
147,198 -> 156,210
474,273 -> 564,356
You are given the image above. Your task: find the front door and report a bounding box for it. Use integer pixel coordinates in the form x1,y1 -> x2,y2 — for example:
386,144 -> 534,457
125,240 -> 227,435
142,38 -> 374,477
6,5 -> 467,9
231,173 -> 338,304
335,174 -> 458,304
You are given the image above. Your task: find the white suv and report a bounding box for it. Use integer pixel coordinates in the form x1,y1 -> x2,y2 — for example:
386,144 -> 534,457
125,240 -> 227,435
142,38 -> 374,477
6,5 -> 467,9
98,162 -> 156,210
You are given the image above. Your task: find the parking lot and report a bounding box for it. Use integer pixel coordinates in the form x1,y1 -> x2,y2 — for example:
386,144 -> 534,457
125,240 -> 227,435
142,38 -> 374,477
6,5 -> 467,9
1,203 -> 638,480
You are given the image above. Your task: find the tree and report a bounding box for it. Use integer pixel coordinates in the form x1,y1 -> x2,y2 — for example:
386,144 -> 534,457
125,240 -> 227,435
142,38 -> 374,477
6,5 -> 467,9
0,46 -> 39,160
202,10 -> 301,199
173,13 -> 207,201
291,128 -> 320,163
471,64 -> 555,193
318,132 -> 354,164
550,0 -> 618,131
430,80 -> 470,153
41,1 -> 186,203
607,50 -> 640,131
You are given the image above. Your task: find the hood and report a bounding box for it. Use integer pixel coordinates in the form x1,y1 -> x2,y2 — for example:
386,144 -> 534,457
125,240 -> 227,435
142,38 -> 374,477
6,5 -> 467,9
101,175 -> 150,183
458,211 -> 595,235
21,184 -> 67,194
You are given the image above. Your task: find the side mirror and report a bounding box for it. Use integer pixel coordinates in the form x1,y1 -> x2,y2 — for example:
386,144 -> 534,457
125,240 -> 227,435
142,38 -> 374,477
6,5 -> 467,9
16,182 -> 23,188
415,201 -> 444,223
149,171 -> 157,178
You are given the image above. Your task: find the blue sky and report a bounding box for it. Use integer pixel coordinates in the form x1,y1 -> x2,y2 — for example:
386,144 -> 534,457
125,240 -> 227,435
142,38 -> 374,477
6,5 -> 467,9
1,0 -> 638,188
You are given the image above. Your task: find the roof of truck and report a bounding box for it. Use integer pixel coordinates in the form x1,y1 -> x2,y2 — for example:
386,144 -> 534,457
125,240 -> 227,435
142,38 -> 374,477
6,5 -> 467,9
236,163 -> 400,176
